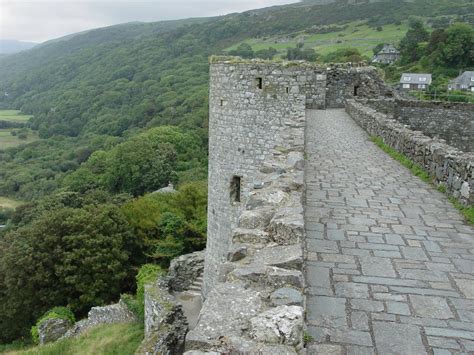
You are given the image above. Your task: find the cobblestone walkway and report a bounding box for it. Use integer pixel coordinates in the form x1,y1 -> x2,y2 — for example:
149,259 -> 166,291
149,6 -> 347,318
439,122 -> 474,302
304,109 -> 474,355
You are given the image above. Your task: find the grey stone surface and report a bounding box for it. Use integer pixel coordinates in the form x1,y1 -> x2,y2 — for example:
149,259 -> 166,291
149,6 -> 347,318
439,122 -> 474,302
249,305 -> 303,345
270,288 -> 303,306
63,299 -> 136,339
410,295 -> 454,319
186,283 -> 263,351
304,109 -> 474,354
38,318 -> 71,344
373,322 -> 427,354
167,250 -> 205,292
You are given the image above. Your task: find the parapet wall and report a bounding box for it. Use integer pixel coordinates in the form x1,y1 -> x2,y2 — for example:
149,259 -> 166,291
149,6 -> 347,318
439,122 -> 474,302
361,99 -> 474,153
394,100 -> 474,153
346,99 -> 474,205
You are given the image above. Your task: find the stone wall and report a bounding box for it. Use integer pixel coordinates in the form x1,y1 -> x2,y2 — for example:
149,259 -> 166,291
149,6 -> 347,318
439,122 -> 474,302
394,100 -> 474,153
325,65 -> 393,108
203,58 -> 326,297
346,99 -> 473,205
360,99 -> 474,153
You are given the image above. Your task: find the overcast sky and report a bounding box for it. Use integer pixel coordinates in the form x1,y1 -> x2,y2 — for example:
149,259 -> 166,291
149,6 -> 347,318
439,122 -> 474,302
0,0 -> 299,43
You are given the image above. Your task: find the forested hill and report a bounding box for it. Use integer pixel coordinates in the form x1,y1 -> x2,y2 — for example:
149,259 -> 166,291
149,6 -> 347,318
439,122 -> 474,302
0,0 -> 469,137
0,0 -> 471,201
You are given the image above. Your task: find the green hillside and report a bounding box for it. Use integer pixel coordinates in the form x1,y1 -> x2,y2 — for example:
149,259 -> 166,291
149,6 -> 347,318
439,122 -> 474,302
0,0 -> 472,346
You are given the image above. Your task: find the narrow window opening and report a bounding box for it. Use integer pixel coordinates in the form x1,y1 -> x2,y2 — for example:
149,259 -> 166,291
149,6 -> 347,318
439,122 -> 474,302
286,87 -> 290,94
353,85 -> 359,96
230,176 -> 241,203
256,77 -> 263,90
220,99 -> 224,106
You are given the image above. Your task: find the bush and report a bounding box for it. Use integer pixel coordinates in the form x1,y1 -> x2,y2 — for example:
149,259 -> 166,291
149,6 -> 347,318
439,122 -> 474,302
31,307 -> 75,344
136,264 -> 164,318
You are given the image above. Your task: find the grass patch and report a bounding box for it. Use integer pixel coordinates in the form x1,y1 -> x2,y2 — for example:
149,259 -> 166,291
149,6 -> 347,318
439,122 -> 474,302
371,136 -> 431,183
0,129 -> 38,149
448,196 -> 474,225
6,323 -> 143,355
371,136 -> 473,225
0,110 -> 32,123
225,20 -> 409,58
0,196 -> 23,209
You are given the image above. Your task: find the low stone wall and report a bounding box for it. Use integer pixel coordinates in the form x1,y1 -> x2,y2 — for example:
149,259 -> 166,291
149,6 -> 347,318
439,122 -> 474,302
359,98 -> 474,153
62,300 -> 137,339
139,277 -> 188,354
346,100 -> 473,205
394,100 -> 474,153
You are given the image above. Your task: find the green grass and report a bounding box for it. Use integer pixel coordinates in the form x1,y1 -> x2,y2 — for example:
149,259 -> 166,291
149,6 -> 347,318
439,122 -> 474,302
5,323 -> 144,355
225,20 -> 409,58
0,196 -> 23,210
0,129 -> 38,149
0,110 -> 32,123
371,136 -> 473,225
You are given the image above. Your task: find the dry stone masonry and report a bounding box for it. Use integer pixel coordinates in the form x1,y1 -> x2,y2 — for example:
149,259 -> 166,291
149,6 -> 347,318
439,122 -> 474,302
362,98 -> 474,153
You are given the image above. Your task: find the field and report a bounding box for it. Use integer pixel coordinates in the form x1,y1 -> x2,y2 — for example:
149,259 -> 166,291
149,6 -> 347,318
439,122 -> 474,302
0,196 -> 22,210
0,128 -> 38,149
0,110 -> 32,123
226,20 -> 409,58
0,110 -> 37,149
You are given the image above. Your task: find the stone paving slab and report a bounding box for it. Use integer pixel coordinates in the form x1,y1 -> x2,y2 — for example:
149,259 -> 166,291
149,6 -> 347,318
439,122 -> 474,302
304,109 -> 474,354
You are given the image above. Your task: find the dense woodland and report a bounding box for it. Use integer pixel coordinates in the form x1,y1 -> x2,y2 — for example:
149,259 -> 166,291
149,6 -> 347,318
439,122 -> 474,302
0,0 -> 472,344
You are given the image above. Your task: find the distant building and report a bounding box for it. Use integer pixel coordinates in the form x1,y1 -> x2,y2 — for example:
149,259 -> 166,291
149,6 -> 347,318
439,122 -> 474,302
399,73 -> 432,91
152,182 -> 176,194
448,71 -> 474,92
372,44 -> 400,65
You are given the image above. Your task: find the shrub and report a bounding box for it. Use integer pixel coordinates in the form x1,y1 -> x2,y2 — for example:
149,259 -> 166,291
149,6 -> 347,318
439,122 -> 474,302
136,264 -> 164,318
31,307 -> 75,344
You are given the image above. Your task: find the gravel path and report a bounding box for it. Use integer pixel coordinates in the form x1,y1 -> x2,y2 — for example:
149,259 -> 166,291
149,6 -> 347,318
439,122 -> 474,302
304,109 -> 474,354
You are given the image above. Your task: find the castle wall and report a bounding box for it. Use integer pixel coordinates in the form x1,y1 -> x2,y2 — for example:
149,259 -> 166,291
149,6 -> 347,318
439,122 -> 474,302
325,66 -> 393,108
394,100 -> 474,153
203,60 -> 326,295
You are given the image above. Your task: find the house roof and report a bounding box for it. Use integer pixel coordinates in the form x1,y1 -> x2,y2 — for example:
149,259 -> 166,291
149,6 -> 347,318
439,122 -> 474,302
378,44 -> 399,55
449,71 -> 474,86
400,73 -> 432,85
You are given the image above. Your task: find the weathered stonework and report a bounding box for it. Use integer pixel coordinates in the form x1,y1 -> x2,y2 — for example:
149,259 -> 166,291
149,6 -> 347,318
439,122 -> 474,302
167,250 -> 205,292
188,57 -> 392,353
346,99 -> 474,205
363,99 -> 474,152
139,278 -> 188,355
62,300 -> 136,339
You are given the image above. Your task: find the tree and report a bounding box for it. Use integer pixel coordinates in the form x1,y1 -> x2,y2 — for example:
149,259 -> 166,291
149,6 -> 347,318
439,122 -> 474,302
228,43 -> 254,58
437,23 -> 474,68
399,18 -> 429,63
323,48 -> 365,63
0,200 -> 135,342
